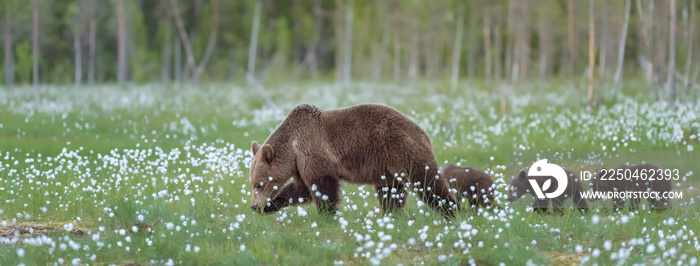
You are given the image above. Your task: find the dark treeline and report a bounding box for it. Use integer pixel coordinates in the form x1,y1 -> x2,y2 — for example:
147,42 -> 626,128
1,0 -> 699,92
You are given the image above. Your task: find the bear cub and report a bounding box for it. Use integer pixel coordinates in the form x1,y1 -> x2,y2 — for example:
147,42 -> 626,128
509,169 -> 588,212
439,164 -> 495,208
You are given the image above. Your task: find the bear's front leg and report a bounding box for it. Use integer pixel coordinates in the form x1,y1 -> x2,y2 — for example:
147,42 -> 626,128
308,175 -> 341,216
532,198 -> 549,213
263,180 -> 312,213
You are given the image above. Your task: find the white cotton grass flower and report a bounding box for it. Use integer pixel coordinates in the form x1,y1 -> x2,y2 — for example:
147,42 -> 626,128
63,223 -> 74,231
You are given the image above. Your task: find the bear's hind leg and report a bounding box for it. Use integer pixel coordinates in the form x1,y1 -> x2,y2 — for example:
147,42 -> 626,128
375,183 -> 407,214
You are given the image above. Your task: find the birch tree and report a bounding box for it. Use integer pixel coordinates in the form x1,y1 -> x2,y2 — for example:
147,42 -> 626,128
116,0 -> 127,84
567,0 -> 576,77
450,3 -> 464,89
246,0 -> 277,109
613,0 -> 631,84
32,0 -> 39,86
683,0 -> 695,97
342,0 -> 354,84
667,0 -> 677,110
168,0 -> 197,82
4,0 -> 14,86
88,0 -> 96,85
588,0 -> 595,113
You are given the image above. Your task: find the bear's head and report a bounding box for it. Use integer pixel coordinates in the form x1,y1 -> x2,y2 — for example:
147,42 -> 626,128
508,170 -> 531,202
249,141 -> 295,213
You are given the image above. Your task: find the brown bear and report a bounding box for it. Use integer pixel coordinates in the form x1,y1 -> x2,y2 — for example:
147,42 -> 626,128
591,163 -> 672,209
439,164 -> 495,208
508,169 -> 588,212
248,104 -> 460,217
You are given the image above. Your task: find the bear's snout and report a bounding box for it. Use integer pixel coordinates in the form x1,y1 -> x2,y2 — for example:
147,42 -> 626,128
251,204 -> 259,212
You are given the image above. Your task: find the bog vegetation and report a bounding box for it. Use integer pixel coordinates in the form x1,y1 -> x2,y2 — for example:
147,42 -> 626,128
0,82 -> 699,265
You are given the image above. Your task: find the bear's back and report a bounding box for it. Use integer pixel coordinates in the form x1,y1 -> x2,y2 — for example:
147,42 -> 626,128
440,165 -> 493,194
319,104 -> 430,149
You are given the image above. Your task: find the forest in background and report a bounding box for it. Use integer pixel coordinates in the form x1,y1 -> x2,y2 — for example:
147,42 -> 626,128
1,1 -> 699,100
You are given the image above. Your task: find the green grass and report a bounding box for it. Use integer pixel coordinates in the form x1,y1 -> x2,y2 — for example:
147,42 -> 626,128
0,81 -> 699,265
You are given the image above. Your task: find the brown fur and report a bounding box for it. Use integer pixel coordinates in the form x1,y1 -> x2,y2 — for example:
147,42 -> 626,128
249,104 -> 460,217
439,164 -> 495,208
591,164 -> 672,209
508,169 -> 588,212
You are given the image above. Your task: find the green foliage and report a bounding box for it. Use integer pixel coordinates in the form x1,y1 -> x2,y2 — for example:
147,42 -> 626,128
1,0 -> 697,85
15,41 -> 32,83
0,81 -> 698,264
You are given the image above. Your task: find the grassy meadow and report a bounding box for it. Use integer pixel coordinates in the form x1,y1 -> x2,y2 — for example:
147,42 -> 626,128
1,81 -> 699,265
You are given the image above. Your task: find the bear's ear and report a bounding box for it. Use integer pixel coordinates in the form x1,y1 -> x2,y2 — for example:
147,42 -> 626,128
518,170 -> 527,179
261,144 -> 275,164
252,141 -> 261,155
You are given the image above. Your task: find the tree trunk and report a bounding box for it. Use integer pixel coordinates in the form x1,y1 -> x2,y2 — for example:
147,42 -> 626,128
334,0 -> 343,83
649,0 -> 657,87
169,0 -> 198,82
450,4 -> 464,89
194,0 -> 219,81
588,0 -> 595,113
467,3 -> 477,78
88,0 -> 96,85
425,2 -> 440,80
518,1 -> 530,80
117,0 -> 127,85
494,22 -> 501,80
162,22 -> 171,82
74,33 -> 82,86
567,0 -> 576,77
408,32 -> 419,80
174,36 -> 181,81
32,0 -> 39,86
248,0 -> 261,77
4,0 -> 14,86
342,0 -> 354,84
614,0 -> 631,85
408,3 -> 419,81
371,2 -> 388,82
505,0 -> 514,81
483,3 -> 492,82
636,0 -> 653,85
304,0 -> 323,79
653,0 -> 667,86
683,0 -> 695,98
392,1 -> 401,84
246,0 -> 277,109
598,6 -> 608,79
668,0 -> 676,110
537,4 -> 552,80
